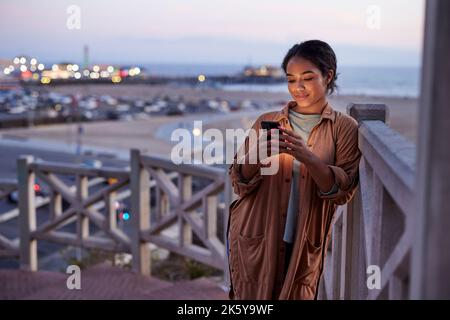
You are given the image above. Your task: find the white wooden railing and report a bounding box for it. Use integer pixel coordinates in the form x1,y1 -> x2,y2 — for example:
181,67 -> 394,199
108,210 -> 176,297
130,149 -> 230,278
0,176 -> 117,259
16,157 -> 132,270
318,104 -> 416,299
7,150 -> 230,279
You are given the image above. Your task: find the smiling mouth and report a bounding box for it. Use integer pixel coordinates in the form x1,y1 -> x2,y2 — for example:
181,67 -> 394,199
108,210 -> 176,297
295,94 -> 309,99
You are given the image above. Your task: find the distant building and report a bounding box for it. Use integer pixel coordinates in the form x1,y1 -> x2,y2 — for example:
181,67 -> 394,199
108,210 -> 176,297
0,58 -> 20,91
242,65 -> 284,78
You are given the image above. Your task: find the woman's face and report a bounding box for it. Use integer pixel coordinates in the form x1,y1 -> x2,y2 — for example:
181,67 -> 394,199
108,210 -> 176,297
286,56 -> 332,109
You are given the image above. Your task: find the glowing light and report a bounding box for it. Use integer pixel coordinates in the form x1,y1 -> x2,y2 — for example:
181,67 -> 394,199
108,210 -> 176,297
30,58 -> 37,65
67,64 -> 73,71
13,57 -> 20,64
34,184 -> 40,192
259,66 -> 268,76
129,67 -> 141,77
122,212 -> 130,221
32,73 -> 39,80
107,66 -> 114,73
19,57 -> 26,64
198,74 -> 206,82
93,65 -> 100,72
21,70 -> 32,79
74,72 -> 81,79
100,71 -> 110,78
108,178 -> 118,185
20,65 -> 27,72
22,70 -> 32,79
37,63 -> 45,71
111,75 -> 122,83
192,128 -> 201,136
83,69 -> 90,77
60,71 -> 69,79
30,65 -> 36,72
54,104 -> 62,111
3,68 -> 10,75
72,64 -> 79,72
114,201 -> 120,209
8,65 -> 14,72
52,64 -> 59,71
119,70 -> 128,78
90,72 -> 99,79
41,77 -> 51,84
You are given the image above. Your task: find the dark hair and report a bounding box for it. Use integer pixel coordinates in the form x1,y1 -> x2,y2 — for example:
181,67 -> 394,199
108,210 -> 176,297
281,40 -> 338,95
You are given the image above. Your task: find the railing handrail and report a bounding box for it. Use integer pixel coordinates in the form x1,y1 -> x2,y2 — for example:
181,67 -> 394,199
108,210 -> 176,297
30,160 -> 130,179
358,120 -> 416,214
140,154 -> 226,180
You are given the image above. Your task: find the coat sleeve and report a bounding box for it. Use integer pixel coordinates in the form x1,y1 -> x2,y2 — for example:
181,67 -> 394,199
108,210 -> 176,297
317,116 -> 362,205
228,116 -> 264,198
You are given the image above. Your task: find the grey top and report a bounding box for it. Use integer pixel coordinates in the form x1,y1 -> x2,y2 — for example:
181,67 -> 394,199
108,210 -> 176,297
283,109 -> 339,243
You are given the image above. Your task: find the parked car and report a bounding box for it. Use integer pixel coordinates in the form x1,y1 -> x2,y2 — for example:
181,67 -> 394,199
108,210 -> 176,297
7,182 -> 47,204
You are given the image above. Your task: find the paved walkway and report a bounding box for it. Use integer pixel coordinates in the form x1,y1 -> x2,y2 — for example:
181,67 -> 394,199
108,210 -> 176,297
0,264 -> 228,300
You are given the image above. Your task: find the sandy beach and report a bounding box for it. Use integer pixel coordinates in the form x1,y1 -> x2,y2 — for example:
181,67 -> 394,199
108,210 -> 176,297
0,84 -> 418,159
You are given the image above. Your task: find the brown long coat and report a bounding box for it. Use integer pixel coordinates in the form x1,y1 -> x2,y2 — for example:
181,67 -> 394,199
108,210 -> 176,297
227,101 -> 361,300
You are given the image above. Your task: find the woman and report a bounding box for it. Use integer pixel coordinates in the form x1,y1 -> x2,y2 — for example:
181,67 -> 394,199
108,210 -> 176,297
227,40 -> 361,300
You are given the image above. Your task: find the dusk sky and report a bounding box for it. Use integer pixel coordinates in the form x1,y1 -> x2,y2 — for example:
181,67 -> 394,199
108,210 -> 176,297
0,0 -> 425,67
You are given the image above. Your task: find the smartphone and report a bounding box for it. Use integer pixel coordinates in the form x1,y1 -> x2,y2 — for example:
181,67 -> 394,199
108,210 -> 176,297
260,121 -> 280,157
260,121 -> 280,131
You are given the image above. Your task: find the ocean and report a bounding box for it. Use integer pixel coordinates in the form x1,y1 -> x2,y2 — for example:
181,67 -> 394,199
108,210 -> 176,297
142,64 -> 420,98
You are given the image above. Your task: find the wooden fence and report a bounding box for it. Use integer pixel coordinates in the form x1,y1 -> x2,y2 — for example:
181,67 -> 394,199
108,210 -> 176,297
318,104 -> 415,299
5,150 -> 230,278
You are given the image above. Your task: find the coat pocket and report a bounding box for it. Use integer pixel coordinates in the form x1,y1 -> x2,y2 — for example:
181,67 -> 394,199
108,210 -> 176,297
294,236 -> 322,286
237,233 -> 266,283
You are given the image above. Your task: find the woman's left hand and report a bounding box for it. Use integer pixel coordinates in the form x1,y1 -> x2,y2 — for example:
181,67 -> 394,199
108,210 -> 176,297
277,127 -> 314,164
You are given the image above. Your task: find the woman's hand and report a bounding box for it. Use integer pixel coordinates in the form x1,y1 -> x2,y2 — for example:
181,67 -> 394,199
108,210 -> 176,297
277,127 -> 314,164
278,126 -> 336,193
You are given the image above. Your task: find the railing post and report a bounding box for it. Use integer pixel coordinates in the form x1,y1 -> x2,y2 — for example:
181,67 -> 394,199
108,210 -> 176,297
76,175 -> 89,244
130,149 -> 151,276
179,173 -> 193,247
105,191 -> 117,231
49,191 -> 62,220
222,166 -> 233,290
347,103 -> 387,124
18,155 -> 37,271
